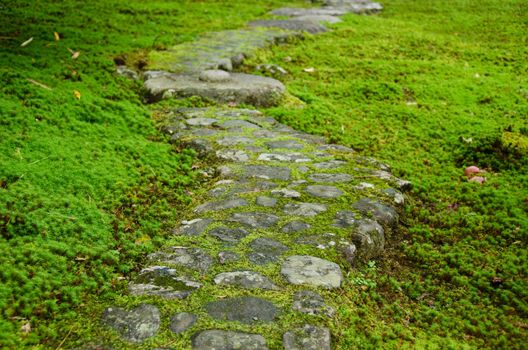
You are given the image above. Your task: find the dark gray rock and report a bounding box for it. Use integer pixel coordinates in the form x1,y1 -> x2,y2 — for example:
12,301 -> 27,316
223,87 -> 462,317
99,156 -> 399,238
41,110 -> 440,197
145,72 -> 285,107
101,304 -> 160,343
283,325 -> 331,350
174,218 -> 213,236
272,188 -> 302,198
258,152 -> 311,162
194,198 -> 248,213
266,140 -> 304,150
312,160 -> 347,169
281,255 -> 342,288
284,202 -> 327,217
205,296 -> 277,324
217,136 -> 254,146
216,149 -> 250,162
351,218 -> 385,259
256,196 -> 278,207
351,198 -> 399,227
282,220 -> 311,233
333,210 -> 358,228
248,237 -> 289,265
185,117 -> 218,126
208,227 -> 250,243
192,330 -> 268,350
148,247 -> 213,273
170,312 -> 197,334
228,212 -> 280,229
218,251 -> 240,264
292,290 -> 335,317
305,185 -> 343,198
215,119 -> 261,131
242,165 -> 291,181
249,19 -> 327,34
129,266 -> 201,299
214,270 -> 278,290
308,173 -> 352,183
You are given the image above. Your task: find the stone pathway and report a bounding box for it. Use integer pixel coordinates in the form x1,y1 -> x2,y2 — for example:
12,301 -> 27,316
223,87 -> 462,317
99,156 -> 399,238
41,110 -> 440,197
102,1 -> 409,349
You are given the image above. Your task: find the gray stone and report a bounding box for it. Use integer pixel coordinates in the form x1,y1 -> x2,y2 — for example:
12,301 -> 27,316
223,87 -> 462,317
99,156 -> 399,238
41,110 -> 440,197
148,247 -> 213,273
180,138 -> 213,157
295,233 -> 338,249
295,15 -> 342,24
351,219 -> 385,259
101,304 -> 160,343
248,237 -> 289,265
208,226 -> 249,243
271,7 -> 348,16
174,218 -> 213,236
145,72 -> 285,107
266,140 -> 304,150
217,136 -> 254,146
283,325 -> 331,350
282,220 -> 311,233
185,117 -> 218,126
308,173 -> 352,183
324,0 -> 383,14
214,271 -> 278,290
170,312 -> 197,334
116,65 -> 139,80
216,150 -> 250,162
354,182 -> 375,190
228,212 -> 280,229
256,196 -> 278,207
351,198 -> 398,226
272,188 -> 302,198
256,63 -> 288,76
129,266 -> 201,299
382,187 -> 405,205
249,19 -> 327,34
284,202 -> 327,217
333,210 -> 358,228
190,128 -> 219,137
242,165 -> 291,181
194,198 -> 248,213
292,290 -> 335,317
205,296 -> 277,324
281,255 -> 342,288
218,251 -> 240,264
305,185 -> 343,198
192,330 -> 268,350
312,160 -> 347,169
258,152 -> 311,163
199,69 -> 231,83
215,119 -> 261,131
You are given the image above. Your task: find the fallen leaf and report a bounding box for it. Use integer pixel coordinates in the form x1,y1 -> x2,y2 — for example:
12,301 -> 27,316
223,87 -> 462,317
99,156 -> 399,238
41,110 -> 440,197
54,32 -> 60,41
21,322 -> 31,334
20,37 -> 33,47
73,90 -> 81,99
27,78 -> 52,90
303,67 -> 315,73
71,51 -> 80,59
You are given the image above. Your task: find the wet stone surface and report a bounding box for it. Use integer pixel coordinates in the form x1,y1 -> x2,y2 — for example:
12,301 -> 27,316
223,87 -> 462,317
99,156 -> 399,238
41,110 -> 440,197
101,304 -> 160,343
205,296 -> 278,324
248,237 -> 289,265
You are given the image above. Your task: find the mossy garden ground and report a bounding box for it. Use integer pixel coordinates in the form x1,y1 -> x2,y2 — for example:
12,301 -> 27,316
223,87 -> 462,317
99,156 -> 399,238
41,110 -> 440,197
0,0 -> 526,349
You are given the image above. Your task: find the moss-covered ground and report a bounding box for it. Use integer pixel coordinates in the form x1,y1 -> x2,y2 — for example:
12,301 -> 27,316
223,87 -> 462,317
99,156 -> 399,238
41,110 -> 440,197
0,0 -> 526,348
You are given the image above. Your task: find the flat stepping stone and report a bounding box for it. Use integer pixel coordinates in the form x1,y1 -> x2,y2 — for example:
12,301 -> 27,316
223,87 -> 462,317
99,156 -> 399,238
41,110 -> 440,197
129,266 -> 201,299
282,220 -> 311,233
242,165 -> 291,181
214,271 -> 279,290
144,71 -> 285,107
351,198 -> 398,226
271,7 -> 348,16
325,0 -> 383,14
185,117 -> 218,126
215,119 -> 261,130
217,136 -> 254,146
296,15 -> 342,24
284,202 -> 327,217
283,325 -> 331,350
218,251 -> 240,264
170,312 -> 197,334
305,185 -> 343,198
228,212 -> 280,229
308,173 -> 352,183
216,150 -> 250,162
175,218 -> 213,236
192,330 -> 268,350
205,296 -> 278,324
293,290 -> 335,317
312,160 -> 347,169
256,196 -> 278,207
249,19 -> 327,34
272,188 -> 302,198
208,226 -> 250,243
248,237 -> 289,265
148,247 -> 213,273
281,255 -> 342,288
101,304 -> 160,343
258,152 -> 311,163
266,140 -> 304,150
194,198 -> 248,213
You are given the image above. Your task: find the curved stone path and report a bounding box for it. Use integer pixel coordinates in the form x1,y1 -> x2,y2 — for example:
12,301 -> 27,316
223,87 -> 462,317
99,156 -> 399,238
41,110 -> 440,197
101,1 -> 410,349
